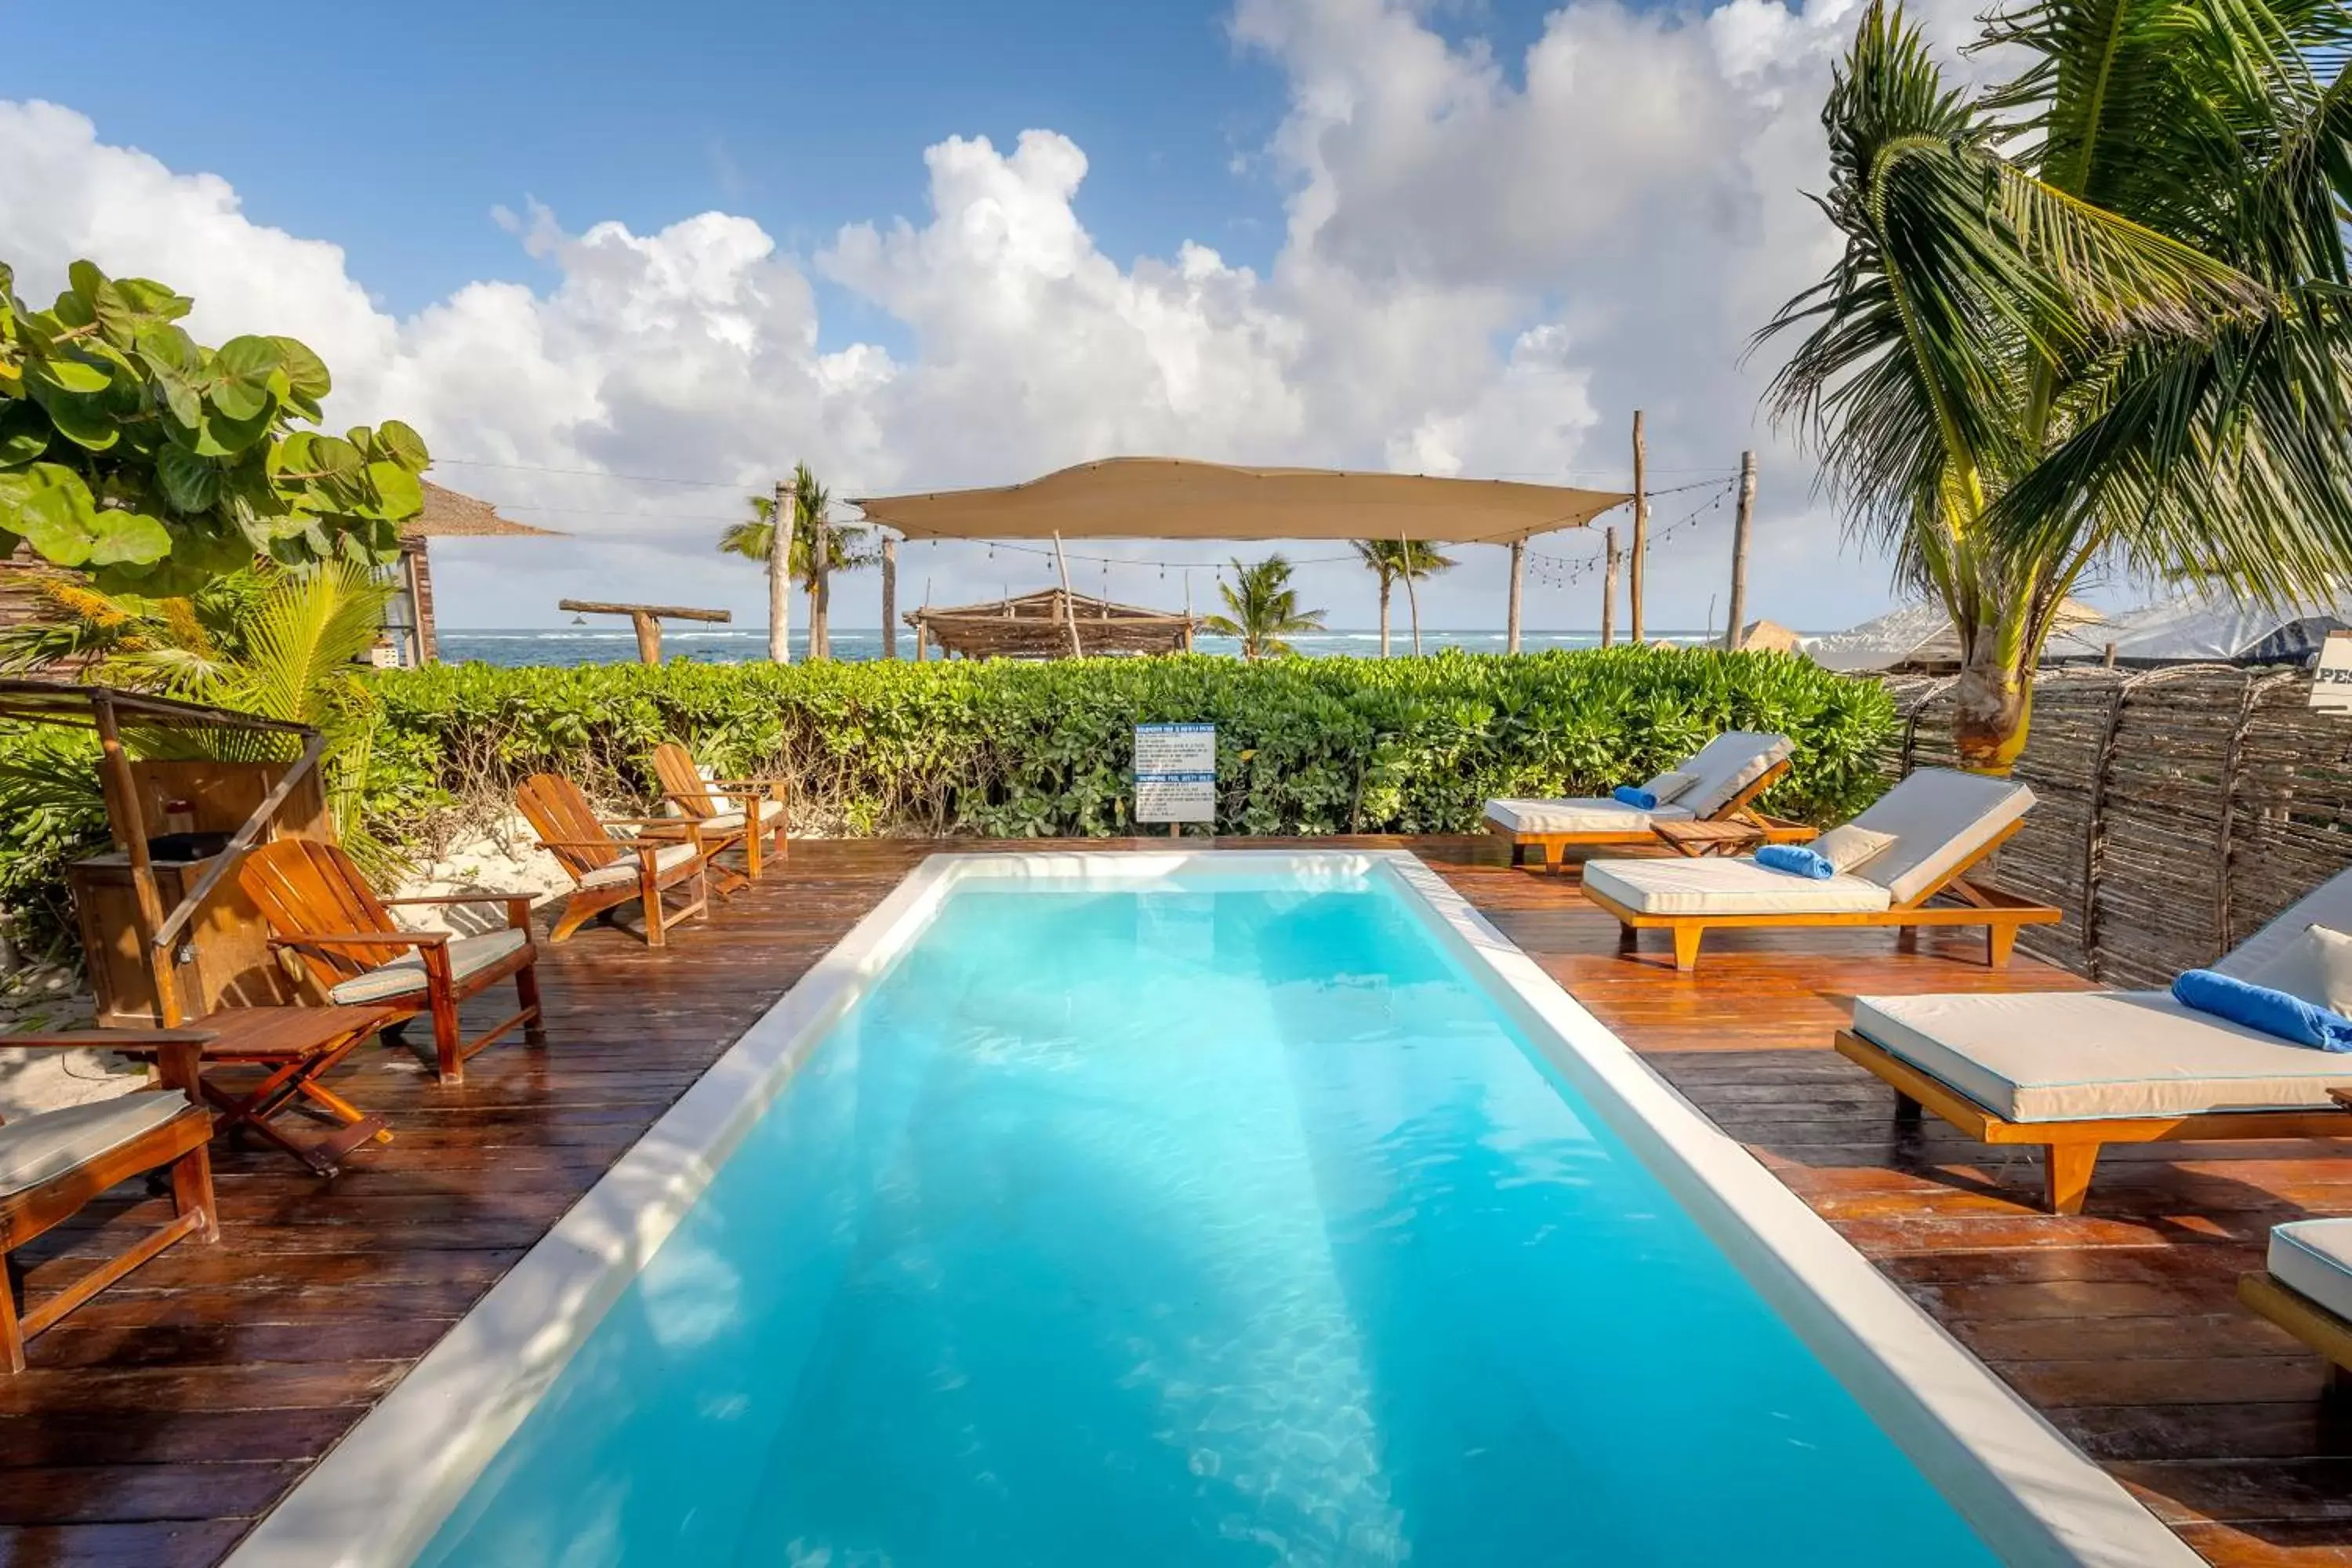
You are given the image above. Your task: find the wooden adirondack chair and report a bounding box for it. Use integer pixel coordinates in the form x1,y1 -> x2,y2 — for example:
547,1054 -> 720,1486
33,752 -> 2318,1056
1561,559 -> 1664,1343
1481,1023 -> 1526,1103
238,839 -> 544,1084
516,773 -> 714,947
650,742 -> 789,880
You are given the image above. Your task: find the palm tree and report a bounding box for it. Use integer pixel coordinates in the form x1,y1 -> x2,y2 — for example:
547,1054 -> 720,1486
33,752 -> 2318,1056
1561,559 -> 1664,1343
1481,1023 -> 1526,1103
1762,0 -> 2352,773
1349,539 -> 1457,656
720,463 -> 877,662
1203,554 -> 1327,660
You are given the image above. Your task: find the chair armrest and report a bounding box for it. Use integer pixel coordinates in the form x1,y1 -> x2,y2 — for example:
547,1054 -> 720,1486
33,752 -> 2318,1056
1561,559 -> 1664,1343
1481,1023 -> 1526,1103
270,930 -> 452,949
710,777 -> 789,790
3,1027 -> 219,1047
532,836 -> 629,851
382,891 -> 536,906
632,822 -> 705,858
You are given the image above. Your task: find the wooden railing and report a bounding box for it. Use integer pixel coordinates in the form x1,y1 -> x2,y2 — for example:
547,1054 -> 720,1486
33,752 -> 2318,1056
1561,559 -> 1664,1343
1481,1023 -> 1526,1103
1885,666 -> 2352,986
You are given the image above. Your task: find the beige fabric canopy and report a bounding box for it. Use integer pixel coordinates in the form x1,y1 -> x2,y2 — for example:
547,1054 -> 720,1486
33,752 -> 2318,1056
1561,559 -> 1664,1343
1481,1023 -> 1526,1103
852,457 -> 1630,546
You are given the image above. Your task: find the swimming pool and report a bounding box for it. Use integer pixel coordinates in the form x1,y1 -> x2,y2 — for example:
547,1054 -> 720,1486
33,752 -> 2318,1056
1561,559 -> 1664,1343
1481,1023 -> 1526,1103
231,852 -> 2190,1567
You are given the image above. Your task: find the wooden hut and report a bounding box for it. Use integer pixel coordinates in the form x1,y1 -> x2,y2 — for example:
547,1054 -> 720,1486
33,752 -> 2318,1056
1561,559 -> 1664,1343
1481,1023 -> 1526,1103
907,588 -> 1202,660
384,482 -> 564,666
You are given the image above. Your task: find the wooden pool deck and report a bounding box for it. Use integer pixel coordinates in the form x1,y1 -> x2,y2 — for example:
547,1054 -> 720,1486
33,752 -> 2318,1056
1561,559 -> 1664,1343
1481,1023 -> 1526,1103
5,836 -> 2348,1566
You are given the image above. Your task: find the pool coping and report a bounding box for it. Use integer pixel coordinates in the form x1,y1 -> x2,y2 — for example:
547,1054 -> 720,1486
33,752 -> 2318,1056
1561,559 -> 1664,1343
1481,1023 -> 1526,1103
225,849 -> 2195,1567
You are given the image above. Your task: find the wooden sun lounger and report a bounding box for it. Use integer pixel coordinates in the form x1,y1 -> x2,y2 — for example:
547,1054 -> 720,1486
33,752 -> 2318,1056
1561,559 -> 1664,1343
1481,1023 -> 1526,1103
1833,1029 -> 2352,1214
2240,1268 -> 2352,1401
1,1092 -> 218,1372
1485,757 -> 1815,870
651,741 -> 790,881
1585,819 -> 2061,971
240,838 -> 545,1084
517,773 -> 718,947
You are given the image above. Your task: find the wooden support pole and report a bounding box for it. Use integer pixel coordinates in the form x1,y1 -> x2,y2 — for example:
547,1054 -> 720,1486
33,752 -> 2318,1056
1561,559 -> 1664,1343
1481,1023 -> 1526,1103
881,537 -> 898,660
1630,410 -> 1648,645
1506,539 -> 1524,655
1400,535 -> 1423,656
811,505 -> 832,662
630,612 -> 661,665
1602,526 -> 1620,648
769,478 -> 791,663
1051,532 -> 1084,658
1725,449 -> 1755,651
93,692 -> 177,1028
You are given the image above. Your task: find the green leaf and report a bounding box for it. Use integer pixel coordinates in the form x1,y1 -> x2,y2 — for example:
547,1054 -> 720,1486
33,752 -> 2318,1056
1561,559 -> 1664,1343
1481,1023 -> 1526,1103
1,464 -> 101,566
114,278 -> 190,318
155,441 -> 220,514
308,434 -> 363,478
213,336 -> 282,383
365,459 -> 423,520
85,509 -> 172,566
134,321 -> 198,376
376,419 -> 430,470
0,402 -> 49,468
33,357 -> 113,395
166,399 -> 275,458
209,376 -> 271,423
269,336 -> 330,400
66,260 -> 107,302
154,368 -> 201,429
38,390 -> 121,452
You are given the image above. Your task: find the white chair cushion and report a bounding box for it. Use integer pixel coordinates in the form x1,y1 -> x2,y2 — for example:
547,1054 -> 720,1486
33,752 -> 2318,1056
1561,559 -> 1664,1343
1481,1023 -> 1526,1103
1483,797 -> 1694,836
1583,857 -> 1892,916
702,799 -> 786,833
1639,768 -> 1700,805
0,1091 -> 194,1198
1852,989 -> 2352,1122
2222,869 -> 2352,979
578,840 -> 701,891
1817,823 -> 1898,875
2270,1219 -> 2352,1321
2245,925 -> 2352,1015
328,927 -> 532,1004
1848,770 -> 2036,906
1675,731 -> 1795,818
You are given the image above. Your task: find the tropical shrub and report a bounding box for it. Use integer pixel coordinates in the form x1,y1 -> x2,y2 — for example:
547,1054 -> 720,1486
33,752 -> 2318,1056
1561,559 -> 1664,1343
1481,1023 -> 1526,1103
365,646 -> 1896,840
0,258 -> 430,596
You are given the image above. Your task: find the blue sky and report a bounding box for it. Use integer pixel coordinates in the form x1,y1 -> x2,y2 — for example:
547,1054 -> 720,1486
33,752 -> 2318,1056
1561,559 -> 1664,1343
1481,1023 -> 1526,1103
1,0 -> 1926,633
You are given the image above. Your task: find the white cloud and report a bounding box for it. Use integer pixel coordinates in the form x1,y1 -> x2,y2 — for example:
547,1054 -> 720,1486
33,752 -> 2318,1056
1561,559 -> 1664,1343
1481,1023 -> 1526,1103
0,0 -> 1996,635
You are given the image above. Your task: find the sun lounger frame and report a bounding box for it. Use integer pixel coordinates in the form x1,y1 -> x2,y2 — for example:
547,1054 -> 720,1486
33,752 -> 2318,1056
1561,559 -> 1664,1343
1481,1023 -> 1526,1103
2238,1269 -> 2352,1399
1833,1027 -> 2352,1214
1585,818 -> 2061,971
1485,757 -> 1814,869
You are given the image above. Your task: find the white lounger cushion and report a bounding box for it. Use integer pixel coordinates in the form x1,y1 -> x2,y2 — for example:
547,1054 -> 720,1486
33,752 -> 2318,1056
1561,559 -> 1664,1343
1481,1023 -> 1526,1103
1483,797 -> 1694,836
328,927 -> 531,1004
1853,990 -> 2352,1122
578,841 -> 701,891
702,798 -> 787,833
0,1090 -> 193,1198
2218,868 -> 2352,980
1583,857 -> 1893,916
1845,769 -> 2036,906
2270,1219 -> 2352,1321
1675,731 -> 1795,817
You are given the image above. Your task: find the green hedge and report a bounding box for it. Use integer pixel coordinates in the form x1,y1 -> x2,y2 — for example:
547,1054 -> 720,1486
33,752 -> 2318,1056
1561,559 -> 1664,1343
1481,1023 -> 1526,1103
366,647 -> 1896,840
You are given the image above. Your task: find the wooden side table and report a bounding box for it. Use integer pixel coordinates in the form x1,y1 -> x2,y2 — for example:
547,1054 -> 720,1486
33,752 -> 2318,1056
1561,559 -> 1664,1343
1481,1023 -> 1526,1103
1652,819 -> 1768,858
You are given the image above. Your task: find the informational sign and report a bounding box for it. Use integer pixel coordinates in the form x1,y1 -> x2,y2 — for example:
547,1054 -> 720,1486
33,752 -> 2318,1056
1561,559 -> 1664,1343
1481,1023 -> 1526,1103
1134,723 -> 1216,824
2315,630 -> 2352,713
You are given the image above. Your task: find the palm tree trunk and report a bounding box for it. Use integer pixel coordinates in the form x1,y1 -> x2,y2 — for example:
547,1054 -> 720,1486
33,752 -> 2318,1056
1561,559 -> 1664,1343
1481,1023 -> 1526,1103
1953,641 -> 2034,776
1378,580 -> 1392,657
768,491 -> 791,664
1403,564 -> 1423,656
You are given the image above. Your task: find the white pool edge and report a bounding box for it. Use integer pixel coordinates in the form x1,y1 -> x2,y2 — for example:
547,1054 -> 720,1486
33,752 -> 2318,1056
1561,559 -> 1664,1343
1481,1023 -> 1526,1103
227,849 -> 2196,1568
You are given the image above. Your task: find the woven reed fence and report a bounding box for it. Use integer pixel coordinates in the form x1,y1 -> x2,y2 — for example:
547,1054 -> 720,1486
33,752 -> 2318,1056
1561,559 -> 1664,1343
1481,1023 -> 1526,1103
1882,666 -> 2352,986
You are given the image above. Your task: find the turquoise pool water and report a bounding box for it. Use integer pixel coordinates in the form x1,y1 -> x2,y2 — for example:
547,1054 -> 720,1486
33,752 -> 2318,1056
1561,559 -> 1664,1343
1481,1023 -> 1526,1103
420,869 -> 2005,1566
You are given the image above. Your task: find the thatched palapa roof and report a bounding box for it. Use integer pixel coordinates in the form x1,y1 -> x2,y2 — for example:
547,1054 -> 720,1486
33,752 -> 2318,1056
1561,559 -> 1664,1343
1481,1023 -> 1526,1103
401,481 -> 566,541
909,588 -> 1202,659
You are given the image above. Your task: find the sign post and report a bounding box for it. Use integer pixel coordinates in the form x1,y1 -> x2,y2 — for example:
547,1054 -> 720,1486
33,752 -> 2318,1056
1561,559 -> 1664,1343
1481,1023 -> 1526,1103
1134,724 -> 1215,837
2314,630 -> 2352,713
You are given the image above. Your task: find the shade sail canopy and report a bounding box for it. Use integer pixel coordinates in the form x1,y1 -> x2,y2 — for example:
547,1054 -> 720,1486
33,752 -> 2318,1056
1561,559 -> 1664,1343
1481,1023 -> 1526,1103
852,457 -> 1631,546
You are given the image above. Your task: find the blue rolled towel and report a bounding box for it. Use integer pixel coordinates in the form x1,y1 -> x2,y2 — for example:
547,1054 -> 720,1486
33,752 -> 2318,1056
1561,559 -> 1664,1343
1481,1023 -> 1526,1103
2173,968 -> 2352,1052
1612,784 -> 1657,809
1755,844 -> 1835,880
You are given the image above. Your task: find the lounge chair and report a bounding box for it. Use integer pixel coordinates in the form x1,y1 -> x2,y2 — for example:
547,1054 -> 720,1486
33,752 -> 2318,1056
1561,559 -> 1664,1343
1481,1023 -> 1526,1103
1582,768 -> 2060,971
1,1089 -> 216,1371
650,741 -> 789,881
2241,1219 -> 2352,1399
515,773 -> 716,947
238,838 -> 546,1085
1837,867 -> 2352,1213
1483,731 -> 1813,869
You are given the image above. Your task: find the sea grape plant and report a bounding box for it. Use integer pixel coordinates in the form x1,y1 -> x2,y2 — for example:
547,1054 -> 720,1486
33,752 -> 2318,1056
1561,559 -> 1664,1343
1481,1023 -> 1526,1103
0,258 -> 430,594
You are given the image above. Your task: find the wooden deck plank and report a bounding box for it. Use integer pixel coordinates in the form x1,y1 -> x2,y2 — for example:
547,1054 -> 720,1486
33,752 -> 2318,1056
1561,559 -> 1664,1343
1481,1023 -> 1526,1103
1,833 -> 2343,1565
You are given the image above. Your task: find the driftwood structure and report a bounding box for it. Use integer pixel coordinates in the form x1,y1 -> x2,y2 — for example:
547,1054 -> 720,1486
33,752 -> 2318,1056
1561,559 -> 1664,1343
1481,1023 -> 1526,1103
1883,665 -> 2352,985
557,601 -> 731,664
906,588 -> 1201,661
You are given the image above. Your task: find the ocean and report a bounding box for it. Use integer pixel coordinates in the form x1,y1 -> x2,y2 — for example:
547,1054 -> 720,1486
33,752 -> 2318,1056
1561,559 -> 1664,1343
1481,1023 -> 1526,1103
434,627 -> 1726,667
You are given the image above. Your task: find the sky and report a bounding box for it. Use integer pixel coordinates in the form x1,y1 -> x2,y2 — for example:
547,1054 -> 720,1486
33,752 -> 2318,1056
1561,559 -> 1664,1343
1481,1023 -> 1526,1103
0,0 -> 2011,634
